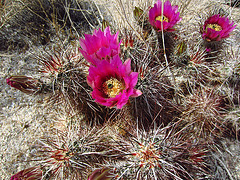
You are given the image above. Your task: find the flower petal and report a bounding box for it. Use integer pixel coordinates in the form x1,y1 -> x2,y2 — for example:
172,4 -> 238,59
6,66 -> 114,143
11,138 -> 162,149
149,0 -> 181,31
79,27 -> 121,65
202,14 -> 236,41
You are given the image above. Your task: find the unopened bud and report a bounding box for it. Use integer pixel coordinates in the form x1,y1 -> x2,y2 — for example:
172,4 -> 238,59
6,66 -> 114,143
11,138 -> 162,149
6,76 -> 39,94
133,6 -> 144,21
88,167 -> 113,180
176,41 -> 187,56
10,166 -> 42,180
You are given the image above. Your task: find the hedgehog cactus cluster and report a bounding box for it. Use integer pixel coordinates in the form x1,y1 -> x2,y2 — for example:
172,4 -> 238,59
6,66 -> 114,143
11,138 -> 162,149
5,0 -> 239,179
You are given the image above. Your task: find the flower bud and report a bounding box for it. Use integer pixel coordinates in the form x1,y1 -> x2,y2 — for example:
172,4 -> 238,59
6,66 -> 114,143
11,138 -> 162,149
10,166 -> 42,180
6,76 -> 39,94
88,168 -> 113,180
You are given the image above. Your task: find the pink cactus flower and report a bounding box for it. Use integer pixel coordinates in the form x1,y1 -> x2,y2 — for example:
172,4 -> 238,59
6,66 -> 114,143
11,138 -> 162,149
149,0 -> 181,32
6,75 -> 39,94
79,27 -> 121,66
87,55 -> 142,109
202,14 -> 236,41
10,166 -> 42,180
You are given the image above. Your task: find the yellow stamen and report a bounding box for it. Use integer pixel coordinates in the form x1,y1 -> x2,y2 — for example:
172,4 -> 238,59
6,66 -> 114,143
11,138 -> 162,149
103,77 -> 125,98
155,15 -> 169,22
206,24 -> 222,31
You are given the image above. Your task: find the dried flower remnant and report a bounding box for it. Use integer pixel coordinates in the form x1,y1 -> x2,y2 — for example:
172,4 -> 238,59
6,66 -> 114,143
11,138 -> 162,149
202,14 -> 236,41
149,0 -> 181,32
6,75 -> 40,94
87,55 -> 142,109
79,27 -> 121,65
10,166 -> 42,180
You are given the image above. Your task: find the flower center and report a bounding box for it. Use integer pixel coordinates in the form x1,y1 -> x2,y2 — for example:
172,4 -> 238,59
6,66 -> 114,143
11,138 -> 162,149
206,24 -> 222,31
155,15 -> 169,22
103,77 -> 125,98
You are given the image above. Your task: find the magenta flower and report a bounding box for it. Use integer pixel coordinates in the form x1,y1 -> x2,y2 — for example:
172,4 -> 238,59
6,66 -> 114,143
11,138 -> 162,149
10,166 -> 42,180
87,55 -> 142,109
6,75 -> 39,94
79,27 -> 121,65
149,0 -> 181,32
202,14 -> 236,41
